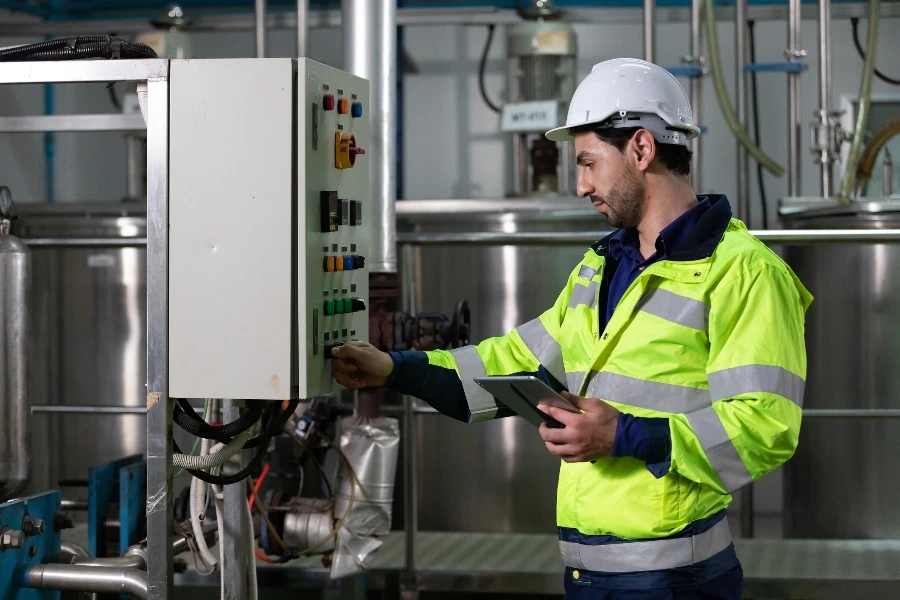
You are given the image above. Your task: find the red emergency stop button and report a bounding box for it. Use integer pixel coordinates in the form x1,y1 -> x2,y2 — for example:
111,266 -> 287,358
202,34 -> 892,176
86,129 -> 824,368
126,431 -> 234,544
324,94 -> 335,111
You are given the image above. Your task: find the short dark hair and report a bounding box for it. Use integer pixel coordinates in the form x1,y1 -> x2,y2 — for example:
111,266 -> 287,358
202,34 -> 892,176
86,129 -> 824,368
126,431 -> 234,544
573,125 -> 693,177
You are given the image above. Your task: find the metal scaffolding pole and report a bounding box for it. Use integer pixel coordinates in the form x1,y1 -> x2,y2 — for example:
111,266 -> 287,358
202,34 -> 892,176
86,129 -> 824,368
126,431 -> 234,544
736,0 -> 750,224
818,0 -> 835,196
297,0 -> 308,56
222,401 -> 249,600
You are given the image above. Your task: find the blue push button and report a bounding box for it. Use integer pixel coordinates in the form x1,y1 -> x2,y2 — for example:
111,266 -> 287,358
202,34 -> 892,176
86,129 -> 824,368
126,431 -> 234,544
351,102 -> 363,118
344,255 -> 354,270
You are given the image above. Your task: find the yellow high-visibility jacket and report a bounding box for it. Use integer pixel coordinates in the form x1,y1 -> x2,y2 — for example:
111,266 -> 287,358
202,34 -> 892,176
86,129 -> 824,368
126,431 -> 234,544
387,195 -> 812,574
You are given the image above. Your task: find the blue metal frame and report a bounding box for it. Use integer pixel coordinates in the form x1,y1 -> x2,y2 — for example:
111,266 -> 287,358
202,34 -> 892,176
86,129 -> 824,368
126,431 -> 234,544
87,455 -> 145,558
0,491 -> 63,600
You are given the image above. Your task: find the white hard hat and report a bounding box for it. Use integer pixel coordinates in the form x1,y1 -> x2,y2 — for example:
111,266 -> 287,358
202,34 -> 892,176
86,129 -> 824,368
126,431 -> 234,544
546,58 -> 700,146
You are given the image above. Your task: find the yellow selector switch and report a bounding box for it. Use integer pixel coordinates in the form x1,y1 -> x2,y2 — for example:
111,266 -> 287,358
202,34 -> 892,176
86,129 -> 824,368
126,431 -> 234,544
335,132 -> 366,170
335,255 -> 345,271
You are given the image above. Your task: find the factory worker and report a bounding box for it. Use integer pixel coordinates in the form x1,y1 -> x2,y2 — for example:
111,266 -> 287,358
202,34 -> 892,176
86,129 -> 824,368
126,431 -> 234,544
331,58 -> 812,600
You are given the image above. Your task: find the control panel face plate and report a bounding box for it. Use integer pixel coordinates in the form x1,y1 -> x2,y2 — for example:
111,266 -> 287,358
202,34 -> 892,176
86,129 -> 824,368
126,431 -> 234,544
298,59 -> 371,398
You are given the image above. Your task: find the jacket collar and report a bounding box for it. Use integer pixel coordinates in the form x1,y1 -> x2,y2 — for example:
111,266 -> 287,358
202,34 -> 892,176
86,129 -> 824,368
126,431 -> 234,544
591,194 -> 732,262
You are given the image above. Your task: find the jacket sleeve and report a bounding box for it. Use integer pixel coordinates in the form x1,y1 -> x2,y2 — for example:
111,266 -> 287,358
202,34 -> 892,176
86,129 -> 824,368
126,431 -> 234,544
664,264 -> 812,495
387,263 -> 581,423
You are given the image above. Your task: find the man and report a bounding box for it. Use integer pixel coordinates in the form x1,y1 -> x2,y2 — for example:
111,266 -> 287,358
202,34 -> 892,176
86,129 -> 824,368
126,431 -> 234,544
330,58 -> 812,599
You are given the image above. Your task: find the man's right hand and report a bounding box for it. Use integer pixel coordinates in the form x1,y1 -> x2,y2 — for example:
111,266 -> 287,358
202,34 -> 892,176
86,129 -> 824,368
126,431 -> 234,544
330,341 -> 394,389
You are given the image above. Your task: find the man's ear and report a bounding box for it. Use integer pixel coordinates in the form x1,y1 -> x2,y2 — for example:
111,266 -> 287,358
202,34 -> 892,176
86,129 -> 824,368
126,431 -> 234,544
629,129 -> 657,173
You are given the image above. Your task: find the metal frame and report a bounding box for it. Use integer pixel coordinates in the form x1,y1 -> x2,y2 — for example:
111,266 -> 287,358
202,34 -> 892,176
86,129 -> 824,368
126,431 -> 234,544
0,59 -> 173,600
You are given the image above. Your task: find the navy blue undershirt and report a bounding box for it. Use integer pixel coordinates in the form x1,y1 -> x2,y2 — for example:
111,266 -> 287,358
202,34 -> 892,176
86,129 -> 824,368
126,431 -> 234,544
608,197 -> 712,475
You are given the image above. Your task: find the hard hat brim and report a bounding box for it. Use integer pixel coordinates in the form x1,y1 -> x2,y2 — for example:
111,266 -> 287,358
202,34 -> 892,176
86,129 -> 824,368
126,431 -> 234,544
545,119 -> 701,143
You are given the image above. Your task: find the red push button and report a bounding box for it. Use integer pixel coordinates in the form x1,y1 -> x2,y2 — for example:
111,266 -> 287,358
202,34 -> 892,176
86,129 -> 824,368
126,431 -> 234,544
324,94 -> 335,111
338,98 -> 349,115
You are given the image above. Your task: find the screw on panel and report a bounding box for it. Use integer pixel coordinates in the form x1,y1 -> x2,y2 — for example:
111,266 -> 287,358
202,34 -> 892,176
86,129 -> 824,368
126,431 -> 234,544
0,529 -> 26,551
22,516 -> 45,536
29,546 -> 38,557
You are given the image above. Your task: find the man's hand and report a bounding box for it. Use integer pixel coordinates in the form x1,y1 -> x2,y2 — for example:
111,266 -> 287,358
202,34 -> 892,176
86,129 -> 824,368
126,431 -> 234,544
538,392 -> 620,463
330,342 -> 394,389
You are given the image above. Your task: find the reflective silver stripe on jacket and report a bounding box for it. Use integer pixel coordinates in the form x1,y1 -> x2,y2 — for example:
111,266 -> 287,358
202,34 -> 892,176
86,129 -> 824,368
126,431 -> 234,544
560,517 -> 732,572
567,371 -> 586,395
686,407 -> 753,492
638,288 -> 710,331
568,282 -> 599,310
449,346 -> 498,422
709,365 -> 805,406
585,371 -> 710,414
516,318 -> 566,387
578,264 -> 597,280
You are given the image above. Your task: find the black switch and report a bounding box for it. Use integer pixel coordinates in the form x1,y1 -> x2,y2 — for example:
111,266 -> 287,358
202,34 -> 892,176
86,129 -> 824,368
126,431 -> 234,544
320,191 -> 338,233
352,255 -> 366,269
323,341 -> 345,360
339,199 -> 349,225
349,201 -> 362,226
351,298 -> 367,313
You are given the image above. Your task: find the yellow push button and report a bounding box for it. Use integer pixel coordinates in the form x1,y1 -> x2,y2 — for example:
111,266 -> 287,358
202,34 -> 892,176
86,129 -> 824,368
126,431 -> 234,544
335,255 -> 344,271
572,570 -> 580,580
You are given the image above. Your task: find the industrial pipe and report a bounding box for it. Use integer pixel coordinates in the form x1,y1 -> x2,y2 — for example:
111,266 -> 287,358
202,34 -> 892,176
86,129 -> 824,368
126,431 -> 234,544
19,564 -> 148,600
255,0 -> 267,58
704,0 -> 785,177
32,405 -> 146,415
0,187 -> 31,502
396,230 -> 900,246
342,0 -> 397,274
66,555 -> 146,570
297,0 -> 308,56
838,0 -> 881,204
787,0 -> 802,195
855,119 -> 900,194
690,0 -> 704,191
643,0 -> 656,62
735,0 -> 750,221
818,0 -> 834,195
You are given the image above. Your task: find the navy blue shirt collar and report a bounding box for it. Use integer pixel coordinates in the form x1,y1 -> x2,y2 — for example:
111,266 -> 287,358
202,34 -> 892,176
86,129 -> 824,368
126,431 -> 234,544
608,196 -> 713,264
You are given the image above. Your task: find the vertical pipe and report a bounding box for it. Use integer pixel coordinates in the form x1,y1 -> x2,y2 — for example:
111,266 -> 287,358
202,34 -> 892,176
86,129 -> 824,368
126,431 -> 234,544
690,0 -> 704,192
343,0 -> 397,274
145,78 -> 173,600
222,401 -> 249,600
255,0 -> 267,58
735,0 -> 750,222
296,0 -> 308,57
400,243 -> 417,595
818,0 -> 833,196
643,0 -> 656,63
0,191 -> 31,502
44,83 -> 55,204
787,0 -> 802,197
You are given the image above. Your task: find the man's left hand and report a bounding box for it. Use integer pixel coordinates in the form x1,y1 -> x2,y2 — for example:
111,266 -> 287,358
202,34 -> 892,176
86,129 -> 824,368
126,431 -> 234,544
538,392 -> 620,463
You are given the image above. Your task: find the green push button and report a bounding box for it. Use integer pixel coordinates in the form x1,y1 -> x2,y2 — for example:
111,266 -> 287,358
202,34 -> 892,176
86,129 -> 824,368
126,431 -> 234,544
335,298 -> 345,314
343,298 -> 353,314
324,300 -> 335,316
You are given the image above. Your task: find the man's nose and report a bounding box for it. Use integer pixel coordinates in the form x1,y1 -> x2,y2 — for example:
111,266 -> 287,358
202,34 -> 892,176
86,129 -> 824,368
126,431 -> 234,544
576,168 -> 594,198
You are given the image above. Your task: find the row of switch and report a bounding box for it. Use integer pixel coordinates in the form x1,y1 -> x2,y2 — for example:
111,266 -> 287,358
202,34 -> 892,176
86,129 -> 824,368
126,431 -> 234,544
323,255 -> 366,272
324,297 -> 366,316
323,95 -> 363,118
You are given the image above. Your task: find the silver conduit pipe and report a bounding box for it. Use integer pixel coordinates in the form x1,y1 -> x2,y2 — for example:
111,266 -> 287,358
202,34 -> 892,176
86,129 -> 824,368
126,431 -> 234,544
255,0 -> 267,58
818,0 -> 834,195
297,0 -> 308,56
736,0 -> 750,222
21,564 -> 149,600
643,0 -> 656,62
342,0 -> 398,274
787,0 -> 803,195
690,0 -> 704,191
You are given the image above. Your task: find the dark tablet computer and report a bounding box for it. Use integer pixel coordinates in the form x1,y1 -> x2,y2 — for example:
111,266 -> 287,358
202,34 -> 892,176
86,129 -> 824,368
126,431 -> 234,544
474,375 -> 580,428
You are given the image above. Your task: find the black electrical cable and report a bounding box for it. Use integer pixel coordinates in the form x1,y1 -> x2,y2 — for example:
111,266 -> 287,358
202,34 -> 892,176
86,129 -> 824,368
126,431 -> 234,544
174,399 -> 263,443
851,18 -> 900,86
180,399 -> 301,486
310,454 -> 334,498
479,25 -> 502,114
0,36 -> 157,62
107,83 -> 122,111
748,20 -> 769,229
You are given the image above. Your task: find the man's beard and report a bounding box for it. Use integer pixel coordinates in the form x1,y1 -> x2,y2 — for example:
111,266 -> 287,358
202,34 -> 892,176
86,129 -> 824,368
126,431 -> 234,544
593,166 -> 644,230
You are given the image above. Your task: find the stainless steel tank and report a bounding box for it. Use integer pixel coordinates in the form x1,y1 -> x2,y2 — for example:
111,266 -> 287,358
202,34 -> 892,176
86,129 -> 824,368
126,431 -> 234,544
13,203 -> 147,500
397,198 -> 601,533
0,187 -> 31,501
781,201 -> 900,539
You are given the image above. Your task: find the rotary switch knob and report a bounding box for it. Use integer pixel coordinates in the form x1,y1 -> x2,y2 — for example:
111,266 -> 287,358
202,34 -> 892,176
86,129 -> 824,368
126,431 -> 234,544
335,132 -> 365,170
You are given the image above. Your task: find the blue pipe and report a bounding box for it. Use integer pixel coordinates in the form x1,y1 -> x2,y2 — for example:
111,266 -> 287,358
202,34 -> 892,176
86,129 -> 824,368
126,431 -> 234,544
665,65 -> 704,78
743,61 -> 807,73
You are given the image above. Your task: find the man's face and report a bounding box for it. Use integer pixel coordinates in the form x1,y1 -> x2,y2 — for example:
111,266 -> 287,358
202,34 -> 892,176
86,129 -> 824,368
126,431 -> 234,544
574,131 -> 644,229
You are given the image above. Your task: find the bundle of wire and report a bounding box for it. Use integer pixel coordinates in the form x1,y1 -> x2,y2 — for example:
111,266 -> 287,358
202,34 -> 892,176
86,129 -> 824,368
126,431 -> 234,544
0,36 -> 158,62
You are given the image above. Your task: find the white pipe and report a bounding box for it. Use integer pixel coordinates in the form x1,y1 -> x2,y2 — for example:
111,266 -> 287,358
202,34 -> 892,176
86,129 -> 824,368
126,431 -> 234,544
173,423 -> 257,470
